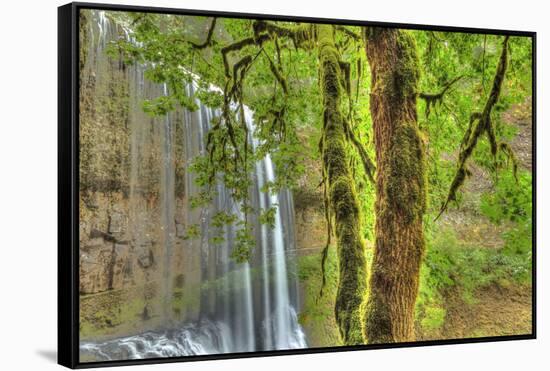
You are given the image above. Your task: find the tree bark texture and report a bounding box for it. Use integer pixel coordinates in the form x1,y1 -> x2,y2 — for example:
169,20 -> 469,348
362,27 -> 427,344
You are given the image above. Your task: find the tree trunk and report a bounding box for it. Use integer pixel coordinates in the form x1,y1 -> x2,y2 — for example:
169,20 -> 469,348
362,28 -> 427,343
317,24 -> 367,345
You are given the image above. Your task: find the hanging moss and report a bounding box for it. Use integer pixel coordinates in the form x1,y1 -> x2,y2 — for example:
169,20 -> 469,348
189,18 -> 217,49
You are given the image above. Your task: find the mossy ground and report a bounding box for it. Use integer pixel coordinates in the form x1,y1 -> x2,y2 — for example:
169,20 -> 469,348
80,283 -> 160,341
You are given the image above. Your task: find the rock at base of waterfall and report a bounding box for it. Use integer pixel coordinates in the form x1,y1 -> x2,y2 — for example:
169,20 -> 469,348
83,192 -> 100,210
90,228 -> 117,242
79,221 -> 89,242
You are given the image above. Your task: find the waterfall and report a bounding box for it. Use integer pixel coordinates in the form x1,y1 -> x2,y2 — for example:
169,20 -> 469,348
80,10 -> 306,361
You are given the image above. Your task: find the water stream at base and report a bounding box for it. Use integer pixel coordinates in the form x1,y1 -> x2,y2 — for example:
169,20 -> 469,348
79,10 -> 307,360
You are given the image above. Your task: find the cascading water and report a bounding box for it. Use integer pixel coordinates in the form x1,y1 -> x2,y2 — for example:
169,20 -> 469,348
80,10 -> 306,361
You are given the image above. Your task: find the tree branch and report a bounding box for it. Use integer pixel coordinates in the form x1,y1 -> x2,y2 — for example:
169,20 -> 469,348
262,49 -> 289,94
253,20 -> 314,49
189,17 -> 217,49
419,75 -> 463,117
221,33 -> 271,77
334,25 -> 361,41
435,36 -> 510,221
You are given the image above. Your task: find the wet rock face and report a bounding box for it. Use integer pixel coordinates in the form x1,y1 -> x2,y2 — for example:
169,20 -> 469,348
108,211 -> 125,234
77,9 -> 204,341
78,190 -> 203,340
175,223 -> 186,237
136,242 -> 154,269
79,228 -> 133,294
78,194 -> 141,294
112,243 -> 132,288
78,192 -> 194,296
80,240 -> 114,294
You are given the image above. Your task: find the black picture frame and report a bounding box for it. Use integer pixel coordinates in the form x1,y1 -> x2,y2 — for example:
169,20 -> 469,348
58,2 -> 537,368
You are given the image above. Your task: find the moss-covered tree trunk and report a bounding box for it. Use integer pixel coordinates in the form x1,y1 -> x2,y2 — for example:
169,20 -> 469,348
362,28 -> 427,343
317,24 -> 367,345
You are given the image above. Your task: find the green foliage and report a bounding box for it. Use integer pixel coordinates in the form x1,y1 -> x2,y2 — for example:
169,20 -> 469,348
420,306 -> 447,332
414,35 -> 533,334
212,211 -> 238,228
412,32 -> 532,217
231,224 -> 255,263
142,96 -> 176,117
259,206 -> 277,228
481,170 -> 532,281
181,224 -> 200,240
481,171 -> 531,225
417,222 -> 531,332
413,34 -> 532,336
208,211 -> 239,246
188,190 -> 214,208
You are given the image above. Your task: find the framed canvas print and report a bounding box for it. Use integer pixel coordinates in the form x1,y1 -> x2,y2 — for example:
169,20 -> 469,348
58,2 -> 536,368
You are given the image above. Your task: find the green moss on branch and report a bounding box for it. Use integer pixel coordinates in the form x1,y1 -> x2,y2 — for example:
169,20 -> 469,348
436,36 -> 512,220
